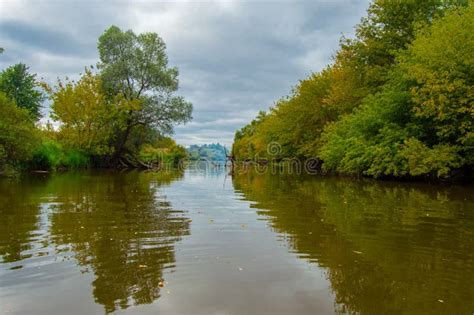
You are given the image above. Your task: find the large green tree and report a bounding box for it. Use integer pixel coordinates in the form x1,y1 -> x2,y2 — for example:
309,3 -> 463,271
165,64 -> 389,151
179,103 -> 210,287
97,26 -> 192,160
0,63 -> 44,119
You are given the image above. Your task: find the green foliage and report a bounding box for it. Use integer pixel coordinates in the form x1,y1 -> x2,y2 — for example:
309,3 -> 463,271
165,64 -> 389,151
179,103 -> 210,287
138,137 -> 187,167
97,26 -> 192,160
30,140 -> 63,170
61,149 -> 90,169
27,26 -> 193,169
30,139 -> 90,171
0,63 -> 44,120
398,4 -> 474,151
0,92 -> 39,175
232,111 -> 268,160
167,144 -> 187,166
399,138 -> 463,177
234,1 -> 472,179
319,4 -> 473,178
0,26 -> 190,174
339,0 -> 467,94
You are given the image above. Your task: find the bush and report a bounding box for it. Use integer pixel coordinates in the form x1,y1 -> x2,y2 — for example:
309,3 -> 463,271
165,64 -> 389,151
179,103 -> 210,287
318,6 -> 474,178
138,139 -> 187,167
62,149 -> 90,169
29,140 -> 63,170
29,140 -> 90,170
0,92 -> 39,175
139,144 -> 165,165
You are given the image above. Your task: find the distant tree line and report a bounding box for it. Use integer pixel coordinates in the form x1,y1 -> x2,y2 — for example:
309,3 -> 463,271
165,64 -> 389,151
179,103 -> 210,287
232,1 -> 473,179
187,143 -> 227,161
0,26 -> 192,176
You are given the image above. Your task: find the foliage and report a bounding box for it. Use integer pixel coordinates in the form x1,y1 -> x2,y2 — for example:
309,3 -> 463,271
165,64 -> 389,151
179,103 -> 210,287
61,148 -> 90,169
234,1 -> 472,179
233,111 -> 268,160
138,137 -> 187,167
97,26 -> 192,160
0,63 -> 44,120
29,139 -> 63,170
0,25 -> 189,174
319,5 -> 473,178
0,93 -> 39,175
397,5 -> 474,154
29,139 -> 90,171
49,70 -> 117,157
336,0 -> 467,95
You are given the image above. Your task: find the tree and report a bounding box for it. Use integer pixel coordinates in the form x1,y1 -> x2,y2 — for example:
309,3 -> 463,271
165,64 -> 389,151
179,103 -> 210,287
49,70 -> 118,156
97,26 -> 192,161
339,0 -> 467,92
318,5 -> 473,178
0,92 -> 39,174
234,0 -> 472,178
0,63 -> 44,119
232,1 -> 466,164
398,4 -> 474,158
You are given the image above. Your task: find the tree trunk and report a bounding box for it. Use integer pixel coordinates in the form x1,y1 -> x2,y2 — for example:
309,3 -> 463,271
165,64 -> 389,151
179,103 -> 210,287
112,122 -> 132,167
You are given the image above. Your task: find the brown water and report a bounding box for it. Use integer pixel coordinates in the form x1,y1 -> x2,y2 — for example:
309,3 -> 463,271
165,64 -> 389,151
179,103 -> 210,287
0,169 -> 473,314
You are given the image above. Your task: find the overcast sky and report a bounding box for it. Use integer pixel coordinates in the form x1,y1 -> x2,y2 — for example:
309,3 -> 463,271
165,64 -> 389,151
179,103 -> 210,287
0,0 -> 370,147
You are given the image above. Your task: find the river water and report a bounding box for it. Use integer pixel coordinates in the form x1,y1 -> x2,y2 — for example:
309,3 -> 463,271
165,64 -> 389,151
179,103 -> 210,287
1,168 -> 473,314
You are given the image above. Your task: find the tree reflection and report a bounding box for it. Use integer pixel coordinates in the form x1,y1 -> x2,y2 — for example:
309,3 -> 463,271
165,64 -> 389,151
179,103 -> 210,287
0,177 -> 46,264
233,171 -> 474,314
1,171 -> 189,313
47,171 -> 189,313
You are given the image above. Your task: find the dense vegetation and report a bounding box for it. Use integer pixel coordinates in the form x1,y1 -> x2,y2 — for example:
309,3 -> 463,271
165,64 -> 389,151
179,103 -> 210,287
187,143 -> 227,161
0,26 -> 191,176
233,1 -> 473,179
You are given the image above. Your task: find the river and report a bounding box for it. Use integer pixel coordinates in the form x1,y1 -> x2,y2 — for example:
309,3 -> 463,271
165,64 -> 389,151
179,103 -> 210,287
1,168 -> 473,314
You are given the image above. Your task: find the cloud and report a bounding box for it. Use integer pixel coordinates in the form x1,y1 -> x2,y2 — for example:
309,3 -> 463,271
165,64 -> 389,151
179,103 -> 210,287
0,0 -> 370,147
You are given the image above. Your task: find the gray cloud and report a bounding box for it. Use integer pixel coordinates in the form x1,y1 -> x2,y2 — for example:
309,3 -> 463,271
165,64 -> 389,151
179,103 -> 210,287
0,21 -> 89,56
0,0 -> 370,146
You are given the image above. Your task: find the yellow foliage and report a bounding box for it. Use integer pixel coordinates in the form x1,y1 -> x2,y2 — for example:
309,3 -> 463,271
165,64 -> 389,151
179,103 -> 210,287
50,70 -> 115,155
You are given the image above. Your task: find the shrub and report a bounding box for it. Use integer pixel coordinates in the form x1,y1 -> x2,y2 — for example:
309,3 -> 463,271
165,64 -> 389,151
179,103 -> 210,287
29,140 -> 63,170
0,92 -> 39,175
29,140 -> 90,171
62,149 -> 90,169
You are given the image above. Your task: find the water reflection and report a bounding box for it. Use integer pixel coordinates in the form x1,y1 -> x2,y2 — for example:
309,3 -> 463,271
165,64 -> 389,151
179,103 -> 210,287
0,178 -> 44,263
232,171 -> 474,314
0,171 -> 190,313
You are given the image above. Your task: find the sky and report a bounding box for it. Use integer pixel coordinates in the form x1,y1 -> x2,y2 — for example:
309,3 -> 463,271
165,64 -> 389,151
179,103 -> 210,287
0,0 -> 370,147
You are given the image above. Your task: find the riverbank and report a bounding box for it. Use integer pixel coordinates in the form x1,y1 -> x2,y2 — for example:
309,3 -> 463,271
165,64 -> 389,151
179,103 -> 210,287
232,4 -> 474,180
230,161 -> 474,184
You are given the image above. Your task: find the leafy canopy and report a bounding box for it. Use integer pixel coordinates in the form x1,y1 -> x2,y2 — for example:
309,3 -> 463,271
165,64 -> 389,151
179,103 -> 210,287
50,70 -> 118,156
0,63 -> 44,120
97,26 -> 192,138
233,0 -> 472,178
318,4 -> 473,178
